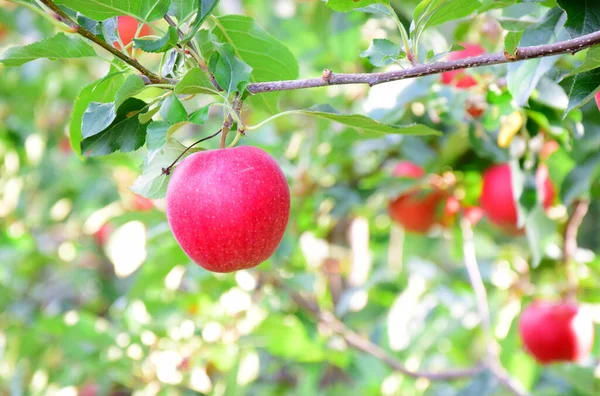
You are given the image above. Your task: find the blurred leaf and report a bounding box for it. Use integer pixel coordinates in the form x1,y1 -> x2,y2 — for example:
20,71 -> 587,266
525,206 -> 557,267
326,0 -> 389,12
355,4 -> 393,15
0,33 -> 95,67
504,30 -> 523,56
565,68 -> 600,115
535,77 -> 569,110
134,26 -> 179,52
209,43 -> 252,95
557,0 -> 600,38
548,365 -> 600,395
211,15 -> 299,112
507,7 -> 567,106
81,98 -> 149,156
146,121 -> 170,150
563,46 -> 600,78
299,105 -> 441,136
360,39 -> 401,67
455,370 -> 496,396
170,0 -> 199,21
160,95 -> 188,124
189,104 -> 210,125
561,152 -> 600,205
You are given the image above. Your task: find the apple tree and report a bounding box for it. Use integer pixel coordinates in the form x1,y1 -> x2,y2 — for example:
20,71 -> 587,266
1,0 -> 600,394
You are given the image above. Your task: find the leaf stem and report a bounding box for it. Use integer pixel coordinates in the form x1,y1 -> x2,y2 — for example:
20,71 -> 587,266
161,129 -> 222,175
386,4 -> 416,65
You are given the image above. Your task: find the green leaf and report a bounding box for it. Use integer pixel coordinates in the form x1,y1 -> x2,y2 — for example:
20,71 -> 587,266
146,121 -> 170,151
211,15 -> 299,113
209,43 -> 252,95
326,0 -> 389,12
182,0 -> 219,43
82,102 -> 117,138
561,152 -> 600,205
160,95 -> 188,124
299,105 -> 441,136
254,315 -> 325,361
507,7 -> 568,106
0,33 -> 95,67
189,105 -> 210,125
525,207 -> 557,267
413,0 -> 481,40
81,98 -> 149,156
565,68 -> 600,114
69,72 -> 127,156
114,75 -> 147,107
131,139 -> 191,199
557,0 -> 600,38
563,46 -> 600,78
504,30 -> 522,56
175,68 -> 220,95
55,0 -> 169,21
169,0 -> 199,22
360,39 -> 401,67
355,4 -> 393,15
134,26 -> 179,53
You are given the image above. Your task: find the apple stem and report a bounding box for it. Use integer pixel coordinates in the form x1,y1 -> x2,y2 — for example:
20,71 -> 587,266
161,129 -> 222,175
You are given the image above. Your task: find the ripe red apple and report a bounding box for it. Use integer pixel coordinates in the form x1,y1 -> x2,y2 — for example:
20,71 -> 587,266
595,91 -> 600,111
388,161 -> 445,233
441,43 -> 485,88
519,301 -> 594,364
480,163 -> 554,228
166,146 -> 290,273
115,16 -> 151,49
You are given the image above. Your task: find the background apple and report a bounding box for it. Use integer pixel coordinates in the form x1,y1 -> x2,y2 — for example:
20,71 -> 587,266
480,163 -> 554,229
388,161 -> 446,233
166,146 -> 290,273
441,43 -> 485,88
115,16 -> 151,50
519,301 -> 594,364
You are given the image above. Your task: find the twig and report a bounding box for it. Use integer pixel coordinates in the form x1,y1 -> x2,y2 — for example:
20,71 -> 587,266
39,0 -> 163,84
272,276 -> 483,380
563,199 -> 590,298
219,95 -> 243,148
460,218 -> 528,396
247,30 -> 600,94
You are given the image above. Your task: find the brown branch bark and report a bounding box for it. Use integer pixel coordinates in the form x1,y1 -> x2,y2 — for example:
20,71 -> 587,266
271,276 -> 483,381
247,30 -> 600,94
39,0 -> 164,84
563,199 -> 590,298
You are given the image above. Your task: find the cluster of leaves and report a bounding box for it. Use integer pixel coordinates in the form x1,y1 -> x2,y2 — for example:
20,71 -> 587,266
1,0 -> 600,395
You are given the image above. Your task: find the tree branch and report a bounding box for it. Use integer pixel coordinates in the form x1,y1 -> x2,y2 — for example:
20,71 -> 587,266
460,218 -> 528,396
247,30 -> 600,94
563,199 -> 590,298
39,0 -> 164,84
271,276 -> 483,381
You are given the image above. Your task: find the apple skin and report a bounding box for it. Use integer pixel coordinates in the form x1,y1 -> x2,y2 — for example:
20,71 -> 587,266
93,223 -> 113,247
595,91 -> 600,111
441,43 -> 485,88
480,163 -> 554,229
115,16 -> 151,48
166,146 -> 290,273
388,161 -> 445,233
519,301 -> 594,364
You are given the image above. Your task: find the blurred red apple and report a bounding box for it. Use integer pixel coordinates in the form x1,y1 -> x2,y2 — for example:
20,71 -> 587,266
115,16 -> 151,49
441,43 -> 485,88
132,194 -> 154,211
480,163 -> 554,229
388,161 -> 445,233
166,146 -> 290,273
79,383 -> 98,396
540,140 -> 559,161
93,223 -> 113,247
595,91 -> 600,111
519,300 -> 594,364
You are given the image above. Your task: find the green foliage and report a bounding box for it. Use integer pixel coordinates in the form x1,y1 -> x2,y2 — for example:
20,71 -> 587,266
2,0 -> 600,395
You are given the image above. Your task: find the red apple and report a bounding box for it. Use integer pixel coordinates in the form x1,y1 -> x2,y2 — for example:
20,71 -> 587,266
115,16 -> 151,49
166,146 -> 290,273
132,194 -> 154,211
480,163 -> 554,228
519,301 -> 594,364
388,161 -> 445,233
441,43 -> 485,88
595,91 -> 600,111
79,384 -> 98,396
93,223 -> 113,247
441,196 -> 484,227
540,140 -> 559,162
464,206 -> 484,225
